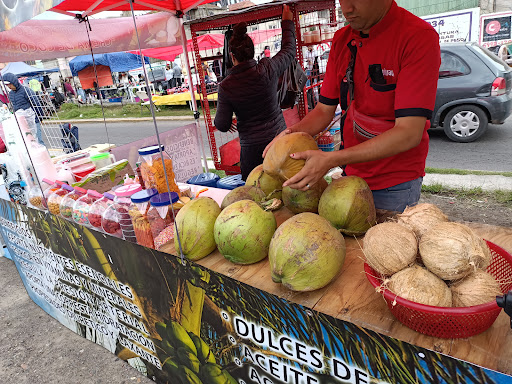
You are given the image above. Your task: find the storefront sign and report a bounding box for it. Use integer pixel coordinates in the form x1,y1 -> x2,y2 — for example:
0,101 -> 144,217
1,200 -> 511,384
422,8 -> 480,43
111,123 -> 203,183
480,11 -> 512,48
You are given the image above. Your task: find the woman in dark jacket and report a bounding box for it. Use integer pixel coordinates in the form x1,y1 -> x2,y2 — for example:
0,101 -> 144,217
214,5 -> 295,180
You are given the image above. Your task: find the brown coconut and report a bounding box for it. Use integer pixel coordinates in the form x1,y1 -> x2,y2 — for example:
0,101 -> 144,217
397,203 -> 449,239
363,222 -> 418,276
387,265 -> 452,307
263,132 -> 319,180
419,222 -> 491,281
451,270 -> 501,307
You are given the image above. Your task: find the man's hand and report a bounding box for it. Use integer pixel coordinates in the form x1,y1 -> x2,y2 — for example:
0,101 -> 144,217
282,4 -> 293,21
262,128 -> 292,158
282,150 -> 335,191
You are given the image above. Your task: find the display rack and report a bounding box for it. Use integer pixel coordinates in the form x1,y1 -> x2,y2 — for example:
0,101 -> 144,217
187,0 -> 337,175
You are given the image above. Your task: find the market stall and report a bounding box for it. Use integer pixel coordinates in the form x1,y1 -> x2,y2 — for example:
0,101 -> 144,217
0,2 -> 512,384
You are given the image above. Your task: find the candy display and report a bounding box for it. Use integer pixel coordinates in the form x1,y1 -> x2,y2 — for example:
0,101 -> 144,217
72,190 -> 103,226
154,225 -> 175,250
101,203 -> 123,238
114,184 -> 142,243
73,160 -> 134,194
148,192 -> 180,244
89,192 -> 115,231
138,145 -> 180,194
59,186 -> 86,220
47,183 -> 72,216
28,180 -> 50,210
42,180 -> 62,209
129,188 -> 158,249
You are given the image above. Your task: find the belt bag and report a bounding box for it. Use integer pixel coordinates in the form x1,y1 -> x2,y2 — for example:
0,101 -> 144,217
351,107 -> 395,142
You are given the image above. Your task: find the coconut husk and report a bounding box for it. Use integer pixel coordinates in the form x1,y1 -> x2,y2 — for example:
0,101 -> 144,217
363,222 -> 418,276
450,270 -> 501,307
387,264 -> 452,307
419,222 -> 491,281
397,203 -> 449,239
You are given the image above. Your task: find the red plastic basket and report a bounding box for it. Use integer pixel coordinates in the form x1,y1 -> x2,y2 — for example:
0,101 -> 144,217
364,240 -> 512,339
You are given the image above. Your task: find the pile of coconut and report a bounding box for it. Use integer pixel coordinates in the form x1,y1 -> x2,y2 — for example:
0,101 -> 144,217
363,203 -> 502,308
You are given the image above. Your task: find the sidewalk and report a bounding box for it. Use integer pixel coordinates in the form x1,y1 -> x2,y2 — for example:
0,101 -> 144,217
423,173 -> 512,192
60,116 -> 198,124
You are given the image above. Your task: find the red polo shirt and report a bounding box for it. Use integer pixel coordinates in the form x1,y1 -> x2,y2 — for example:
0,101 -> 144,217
320,1 -> 440,190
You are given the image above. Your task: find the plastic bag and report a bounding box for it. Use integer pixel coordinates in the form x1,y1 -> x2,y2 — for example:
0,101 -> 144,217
277,60 -> 308,109
14,108 -> 37,138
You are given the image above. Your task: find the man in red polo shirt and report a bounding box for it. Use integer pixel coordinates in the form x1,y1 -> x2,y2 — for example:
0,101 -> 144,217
269,0 -> 440,212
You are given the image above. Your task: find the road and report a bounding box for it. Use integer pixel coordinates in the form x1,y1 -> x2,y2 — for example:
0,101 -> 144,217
76,116 -> 512,172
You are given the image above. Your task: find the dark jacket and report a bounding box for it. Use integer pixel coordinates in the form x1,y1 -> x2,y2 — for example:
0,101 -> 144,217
3,72 -> 43,123
214,20 -> 296,147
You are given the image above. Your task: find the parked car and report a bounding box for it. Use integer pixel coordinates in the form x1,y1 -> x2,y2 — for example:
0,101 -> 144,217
431,42 -> 512,142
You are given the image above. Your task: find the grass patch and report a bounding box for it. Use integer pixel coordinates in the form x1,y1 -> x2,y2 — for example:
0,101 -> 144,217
57,102 -> 216,120
425,167 -> 512,178
422,183 -> 512,207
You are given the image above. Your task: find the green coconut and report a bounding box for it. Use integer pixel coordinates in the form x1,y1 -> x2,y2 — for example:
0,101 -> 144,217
246,164 -> 283,199
318,176 -> 376,236
220,185 -> 266,210
282,178 -> 328,214
269,212 -> 346,291
214,200 -> 277,264
174,197 -> 221,261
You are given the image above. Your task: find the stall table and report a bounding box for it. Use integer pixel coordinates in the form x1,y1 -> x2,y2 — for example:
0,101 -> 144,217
161,205 -> 512,377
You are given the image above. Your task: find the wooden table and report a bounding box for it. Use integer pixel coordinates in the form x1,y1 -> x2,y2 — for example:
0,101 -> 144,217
161,208 -> 512,376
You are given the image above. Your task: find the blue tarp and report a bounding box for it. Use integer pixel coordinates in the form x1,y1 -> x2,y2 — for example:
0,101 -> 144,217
69,52 -> 150,76
1,62 -> 59,77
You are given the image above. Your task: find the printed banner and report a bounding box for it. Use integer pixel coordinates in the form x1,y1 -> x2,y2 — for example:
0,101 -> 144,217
480,11 -> 512,48
0,0 -> 64,32
110,123 -> 203,183
421,8 -> 480,43
0,12 -> 181,62
1,200 -> 511,384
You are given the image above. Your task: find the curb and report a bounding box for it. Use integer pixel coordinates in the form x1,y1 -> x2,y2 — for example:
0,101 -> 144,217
60,116 -> 199,123
423,173 -> 512,192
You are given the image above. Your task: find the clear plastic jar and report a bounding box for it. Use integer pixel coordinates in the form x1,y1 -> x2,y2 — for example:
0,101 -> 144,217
89,192 -> 114,231
60,186 -> 86,220
90,152 -> 114,170
114,184 -> 142,243
100,193 -> 123,238
47,183 -> 72,216
129,188 -> 158,249
138,145 -> 180,194
148,192 -> 179,249
42,180 -> 62,209
73,189 -> 102,227
28,178 -> 53,210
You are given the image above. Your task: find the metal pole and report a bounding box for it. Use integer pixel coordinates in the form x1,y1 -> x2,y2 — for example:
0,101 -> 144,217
179,19 -> 209,173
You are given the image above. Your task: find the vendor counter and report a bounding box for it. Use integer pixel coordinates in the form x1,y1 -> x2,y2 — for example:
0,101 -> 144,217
152,92 -> 218,106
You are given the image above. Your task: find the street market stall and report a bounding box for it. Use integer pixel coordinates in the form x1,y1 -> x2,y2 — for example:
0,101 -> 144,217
0,2 -> 512,384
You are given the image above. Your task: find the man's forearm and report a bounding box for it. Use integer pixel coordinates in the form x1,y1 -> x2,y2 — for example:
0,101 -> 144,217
288,103 -> 336,136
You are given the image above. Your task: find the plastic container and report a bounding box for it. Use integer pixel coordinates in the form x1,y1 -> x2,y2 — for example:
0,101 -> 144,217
310,29 -> 321,43
114,184 -> 142,243
129,188 -> 159,249
138,145 -> 180,194
28,178 -> 53,210
47,183 -> 72,216
216,174 -> 245,190
365,240 -> 512,339
89,192 -> 115,231
90,153 -> 114,170
73,163 -> 96,182
148,192 -> 180,249
56,165 -> 75,185
72,189 -> 103,227
59,186 -> 86,220
99,193 -> 123,238
42,180 -> 63,209
186,173 -> 220,188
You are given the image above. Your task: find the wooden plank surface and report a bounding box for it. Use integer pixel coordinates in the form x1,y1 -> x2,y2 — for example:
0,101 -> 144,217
160,209 -> 512,376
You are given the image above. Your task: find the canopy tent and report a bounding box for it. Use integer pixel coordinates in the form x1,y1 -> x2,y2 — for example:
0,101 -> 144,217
69,52 -> 150,76
51,0 -> 219,17
0,62 -> 59,77
128,29 -> 282,61
0,12 -> 181,63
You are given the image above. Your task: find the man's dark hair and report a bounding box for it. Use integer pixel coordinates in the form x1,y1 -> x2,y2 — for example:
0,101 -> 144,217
229,22 -> 254,63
